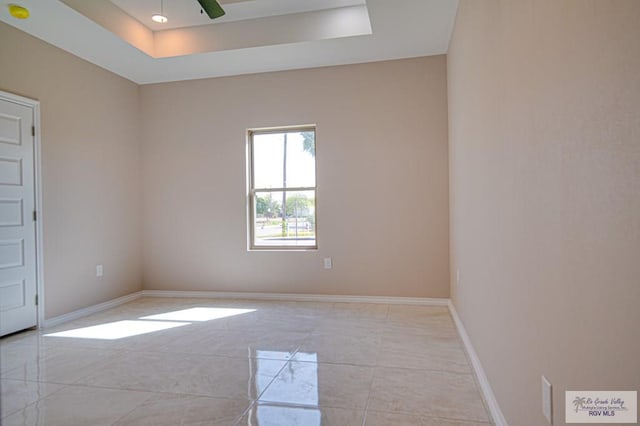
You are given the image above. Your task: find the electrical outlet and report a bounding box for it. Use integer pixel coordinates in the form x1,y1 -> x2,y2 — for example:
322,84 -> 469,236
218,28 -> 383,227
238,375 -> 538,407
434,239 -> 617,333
542,375 -> 553,424
323,257 -> 332,269
456,269 -> 460,284
96,264 -> 103,277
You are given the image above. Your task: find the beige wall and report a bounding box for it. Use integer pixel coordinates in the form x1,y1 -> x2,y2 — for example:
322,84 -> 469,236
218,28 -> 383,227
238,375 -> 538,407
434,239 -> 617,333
140,57 -> 450,297
0,23 -> 142,318
448,1 -> 640,424
0,22 -> 448,318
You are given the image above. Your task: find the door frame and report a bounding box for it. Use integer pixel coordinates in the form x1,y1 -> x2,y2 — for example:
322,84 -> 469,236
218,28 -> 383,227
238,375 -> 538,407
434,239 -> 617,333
0,90 -> 45,329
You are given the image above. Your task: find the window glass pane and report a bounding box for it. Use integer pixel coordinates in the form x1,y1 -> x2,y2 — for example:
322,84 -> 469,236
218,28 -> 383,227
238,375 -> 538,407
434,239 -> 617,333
253,133 -> 284,189
285,131 -> 316,188
253,131 -> 315,189
253,190 -> 316,247
253,190 -> 283,247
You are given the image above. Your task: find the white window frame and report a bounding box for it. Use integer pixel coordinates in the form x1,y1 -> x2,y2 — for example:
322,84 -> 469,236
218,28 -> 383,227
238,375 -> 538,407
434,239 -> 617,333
247,125 -> 317,251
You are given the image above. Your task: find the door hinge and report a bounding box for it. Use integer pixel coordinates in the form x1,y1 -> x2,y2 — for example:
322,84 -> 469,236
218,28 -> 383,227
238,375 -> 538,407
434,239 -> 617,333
31,126 -> 35,137
35,294 -> 38,306
33,210 -> 37,221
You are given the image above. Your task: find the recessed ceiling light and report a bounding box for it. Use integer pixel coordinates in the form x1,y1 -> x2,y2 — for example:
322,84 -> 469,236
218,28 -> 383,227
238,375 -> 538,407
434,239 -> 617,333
152,14 -> 168,23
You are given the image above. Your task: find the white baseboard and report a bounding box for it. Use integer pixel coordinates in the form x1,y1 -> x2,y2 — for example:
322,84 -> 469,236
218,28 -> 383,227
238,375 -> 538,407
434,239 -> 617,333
43,292 -> 143,329
40,290 -> 446,330
141,290 -> 449,306
448,300 -> 508,426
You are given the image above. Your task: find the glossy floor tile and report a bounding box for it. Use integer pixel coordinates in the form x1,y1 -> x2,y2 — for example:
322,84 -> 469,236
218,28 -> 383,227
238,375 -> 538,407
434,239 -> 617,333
376,332 -> 471,373
112,393 -> 250,426
293,331 -> 381,366
259,361 -> 374,409
364,411 -> 492,426
0,297 -> 493,425
77,351 -> 287,400
2,385 -> 152,426
239,403 -> 364,426
3,346 -> 119,384
0,380 -> 64,418
367,367 -> 490,423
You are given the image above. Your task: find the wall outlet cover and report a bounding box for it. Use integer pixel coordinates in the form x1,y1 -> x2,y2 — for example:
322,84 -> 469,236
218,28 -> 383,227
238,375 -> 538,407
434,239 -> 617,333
323,257 -> 332,269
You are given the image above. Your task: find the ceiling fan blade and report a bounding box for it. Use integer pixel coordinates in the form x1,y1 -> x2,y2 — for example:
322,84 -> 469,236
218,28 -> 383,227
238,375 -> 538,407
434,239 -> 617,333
197,0 -> 226,19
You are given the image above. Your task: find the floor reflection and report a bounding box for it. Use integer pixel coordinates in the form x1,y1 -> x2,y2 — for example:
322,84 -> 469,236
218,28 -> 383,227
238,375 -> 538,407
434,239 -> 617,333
247,350 -> 322,424
254,351 -> 320,407
247,404 -> 322,426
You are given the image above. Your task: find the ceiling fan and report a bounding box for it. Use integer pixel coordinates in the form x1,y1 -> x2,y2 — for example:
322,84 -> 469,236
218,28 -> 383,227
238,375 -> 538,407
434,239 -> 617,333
197,0 -> 226,19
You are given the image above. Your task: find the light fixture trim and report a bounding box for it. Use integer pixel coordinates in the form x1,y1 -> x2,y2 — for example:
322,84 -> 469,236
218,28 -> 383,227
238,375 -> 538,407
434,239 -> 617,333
152,0 -> 168,23
151,13 -> 168,23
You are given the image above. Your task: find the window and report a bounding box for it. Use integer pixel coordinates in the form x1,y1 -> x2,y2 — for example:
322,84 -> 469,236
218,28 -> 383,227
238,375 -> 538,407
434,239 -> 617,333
248,126 -> 317,250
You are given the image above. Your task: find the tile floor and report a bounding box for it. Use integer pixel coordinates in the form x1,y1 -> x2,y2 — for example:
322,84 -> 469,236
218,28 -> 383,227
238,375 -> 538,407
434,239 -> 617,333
1,297 -> 493,425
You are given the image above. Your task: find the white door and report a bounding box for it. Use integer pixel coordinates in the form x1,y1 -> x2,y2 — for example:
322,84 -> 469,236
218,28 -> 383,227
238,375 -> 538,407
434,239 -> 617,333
0,97 -> 37,336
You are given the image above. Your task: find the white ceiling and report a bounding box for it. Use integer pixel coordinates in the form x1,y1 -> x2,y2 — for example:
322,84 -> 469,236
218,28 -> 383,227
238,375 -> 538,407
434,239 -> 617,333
111,0 -> 367,30
0,0 -> 459,85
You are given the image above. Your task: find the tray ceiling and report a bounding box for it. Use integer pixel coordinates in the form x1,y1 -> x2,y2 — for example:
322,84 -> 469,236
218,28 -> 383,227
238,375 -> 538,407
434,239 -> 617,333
0,0 -> 459,84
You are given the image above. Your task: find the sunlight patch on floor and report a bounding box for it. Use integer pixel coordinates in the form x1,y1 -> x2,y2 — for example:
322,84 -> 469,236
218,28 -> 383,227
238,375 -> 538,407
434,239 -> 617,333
140,307 -> 256,322
44,320 -> 190,340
